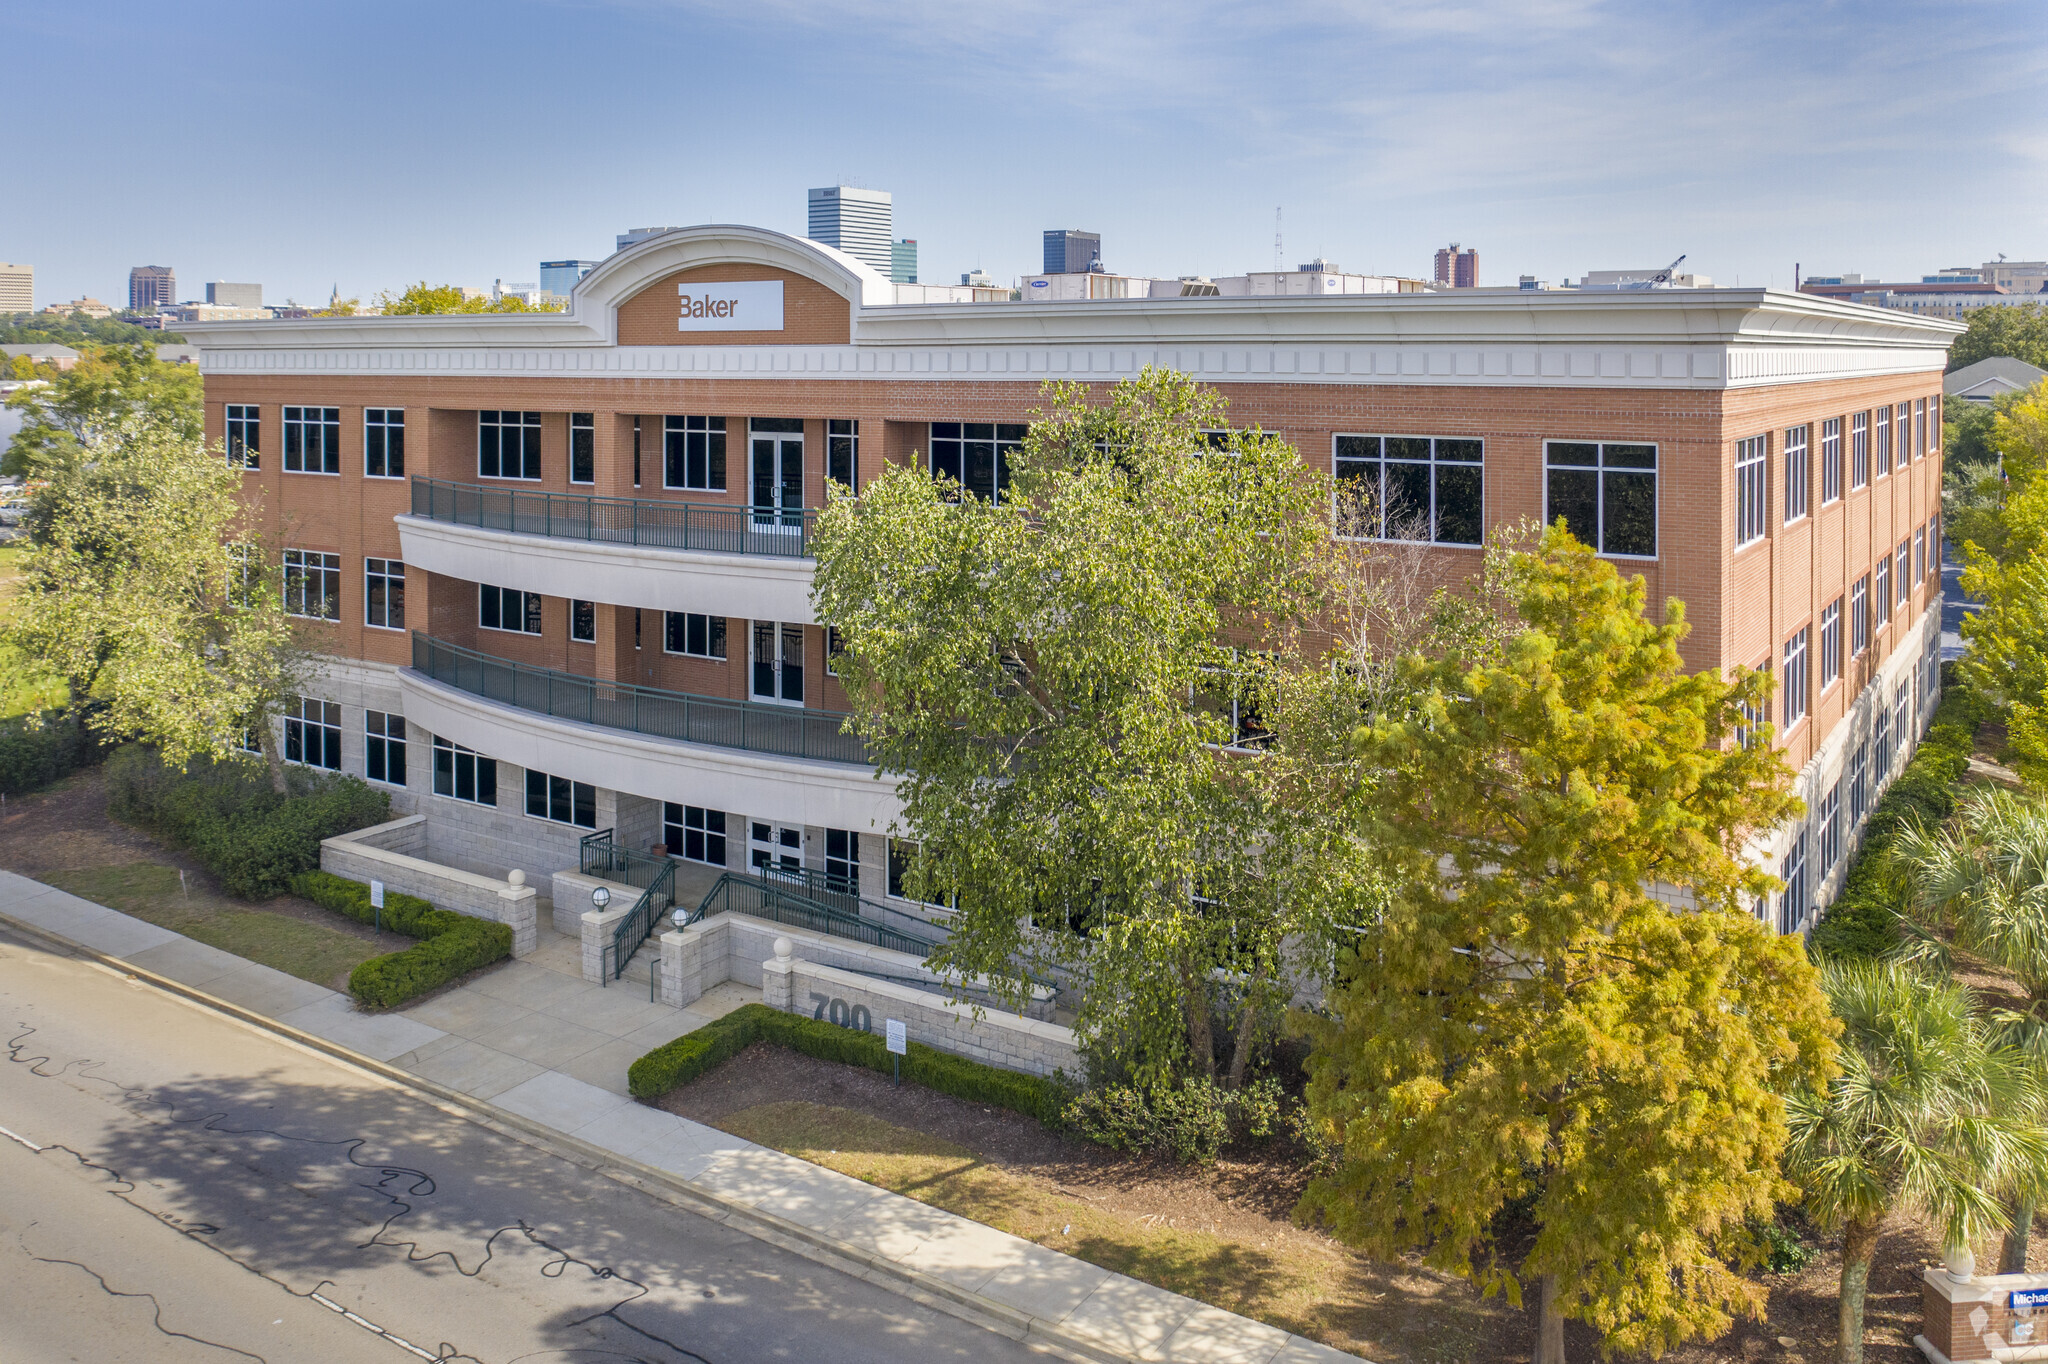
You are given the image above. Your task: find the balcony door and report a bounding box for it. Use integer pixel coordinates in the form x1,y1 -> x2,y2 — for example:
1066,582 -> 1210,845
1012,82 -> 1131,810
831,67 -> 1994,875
750,822 -> 802,878
750,621 -> 804,705
750,418 -> 804,533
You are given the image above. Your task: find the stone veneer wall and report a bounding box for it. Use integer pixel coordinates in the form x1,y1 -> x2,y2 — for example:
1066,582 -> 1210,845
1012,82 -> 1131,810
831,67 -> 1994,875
320,816 -> 540,956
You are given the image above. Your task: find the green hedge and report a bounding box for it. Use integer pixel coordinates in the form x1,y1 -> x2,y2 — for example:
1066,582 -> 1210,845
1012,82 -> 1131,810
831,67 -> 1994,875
290,870 -> 513,1009
628,1002 -> 1071,1122
0,709 -> 102,795
1810,681 -> 1989,961
107,746 -> 390,899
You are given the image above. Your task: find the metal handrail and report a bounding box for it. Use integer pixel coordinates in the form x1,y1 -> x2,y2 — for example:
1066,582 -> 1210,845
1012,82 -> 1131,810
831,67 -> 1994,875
609,856 -> 676,983
579,827 -> 671,888
687,872 -> 942,959
750,863 -> 953,944
410,633 -> 869,765
410,476 -> 818,558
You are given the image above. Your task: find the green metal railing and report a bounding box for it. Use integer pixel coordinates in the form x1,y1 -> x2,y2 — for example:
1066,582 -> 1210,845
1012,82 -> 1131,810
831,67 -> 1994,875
607,857 -> 676,983
579,828 -> 672,889
688,872 -> 943,959
411,633 -> 868,765
411,476 -> 818,557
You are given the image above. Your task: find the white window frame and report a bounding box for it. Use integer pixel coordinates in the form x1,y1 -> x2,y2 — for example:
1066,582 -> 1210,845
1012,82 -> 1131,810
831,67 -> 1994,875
1819,417 -> 1841,505
569,411 -> 595,486
1850,576 -> 1870,656
364,408 -> 405,479
1850,411 -> 1869,489
479,584 -> 542,635
283,548 -> 341,621
1540,439 -> 1659,560
225,404 -> 260,469
665,803 -> 728,866
525,769 -> 597,828
1819,599 -> 1841,691
364,557 -> 405,631
664,611 -> 727,660
1332,433 -> 1486,547
365,709 -> 407,787
478,409 -> 542,481
1783,425 -> 1809,524
431,735 -> 497,806
284,696 -> 342,771
282,405 -> 341,475
1734,435 -> 1768,547
1783,626 -> 1810,732
664,415 -> 726,492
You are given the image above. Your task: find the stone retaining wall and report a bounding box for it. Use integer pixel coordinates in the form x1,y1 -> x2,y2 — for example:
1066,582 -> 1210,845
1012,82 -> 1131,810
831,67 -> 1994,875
320,817 -> 540,956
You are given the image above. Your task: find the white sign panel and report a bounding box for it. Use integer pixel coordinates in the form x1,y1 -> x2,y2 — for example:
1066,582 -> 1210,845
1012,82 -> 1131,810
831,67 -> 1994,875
885,1018 -> 907,1055
369,880 -> 385,909
677,280 -> 784,332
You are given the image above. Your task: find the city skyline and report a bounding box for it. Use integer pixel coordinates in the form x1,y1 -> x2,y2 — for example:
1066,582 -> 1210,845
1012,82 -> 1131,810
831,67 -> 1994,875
3,0 -> 2042,307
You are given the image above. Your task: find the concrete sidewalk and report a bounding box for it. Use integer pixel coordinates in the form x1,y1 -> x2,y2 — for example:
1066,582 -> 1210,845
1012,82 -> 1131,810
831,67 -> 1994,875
0,868 -> 1358,1364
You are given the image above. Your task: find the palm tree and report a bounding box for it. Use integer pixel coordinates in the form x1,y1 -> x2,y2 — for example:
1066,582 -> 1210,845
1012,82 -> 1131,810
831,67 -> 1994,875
1783,960 -> 2048,1364
1895,784 -> 2048,1270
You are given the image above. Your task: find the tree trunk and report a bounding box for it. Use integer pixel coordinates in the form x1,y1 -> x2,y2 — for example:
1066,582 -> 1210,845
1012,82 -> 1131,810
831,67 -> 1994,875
2001,1196 -> 2035,1275
1836,1215 -> 1881,1364
1179,950 -> 1216,1081
260,727 -> 288,795
1531,1272 -> 1566,1364
1224,967 -> 1267,1091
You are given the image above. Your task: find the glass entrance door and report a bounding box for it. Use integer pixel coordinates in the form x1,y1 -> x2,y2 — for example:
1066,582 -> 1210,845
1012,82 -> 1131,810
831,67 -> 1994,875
750,419 -> 804,532
750,822 -> 802,878
750,621 -> 804,705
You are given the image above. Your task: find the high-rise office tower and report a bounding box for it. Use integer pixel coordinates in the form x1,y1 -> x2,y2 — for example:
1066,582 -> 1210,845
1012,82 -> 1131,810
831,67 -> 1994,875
129,265 -> 176,312
206,282 -> 263,308
1043,230 -> 1103,275
1433,244 -> 1478,289
0,263 -> 31,314
890,240 -> 918,285
541,260 -> 600,295
807,187 -> 894,277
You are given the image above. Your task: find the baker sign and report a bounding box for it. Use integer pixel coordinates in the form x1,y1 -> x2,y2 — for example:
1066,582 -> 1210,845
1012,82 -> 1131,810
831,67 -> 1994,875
677,280 -> 783,332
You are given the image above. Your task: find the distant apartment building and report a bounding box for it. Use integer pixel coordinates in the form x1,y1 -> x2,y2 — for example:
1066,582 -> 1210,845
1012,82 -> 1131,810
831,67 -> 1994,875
541,261 -> 600,296
129,265 -> 175,312
960,268 -> 996,287
168,303 -> 271,323
1434,244 -> 1478,289
807,187 -> 894,277
1043,230 -> 1102,275
616,228 -> 681,253
890,240 -> 917,285
0,263 -> 31,314
207,281 -> 263,309
43,298 -> 113,319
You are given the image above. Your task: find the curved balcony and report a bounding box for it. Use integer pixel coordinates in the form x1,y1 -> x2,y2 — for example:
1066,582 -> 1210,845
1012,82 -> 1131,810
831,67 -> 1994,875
398,478 -> 819,623
400,634 -> 899,831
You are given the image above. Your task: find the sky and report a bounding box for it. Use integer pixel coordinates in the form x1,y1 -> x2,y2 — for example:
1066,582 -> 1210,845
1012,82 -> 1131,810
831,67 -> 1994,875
5,0 -> 2045,308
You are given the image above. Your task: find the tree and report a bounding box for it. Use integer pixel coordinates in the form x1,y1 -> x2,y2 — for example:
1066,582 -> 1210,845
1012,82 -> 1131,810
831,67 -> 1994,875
812,368 -> 1353,1086
1784,960 -> 2048,1364
7,412 -> 315,791
1296,527 -> 1839,1362
3,342 -> 202,477
1957,382 -> 2048,780
377,282 -> 561,314
1947,302 -> 2048,374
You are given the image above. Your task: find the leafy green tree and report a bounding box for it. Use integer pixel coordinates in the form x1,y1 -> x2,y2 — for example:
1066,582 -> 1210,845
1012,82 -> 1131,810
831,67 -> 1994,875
1296,527 -> 1838,1362
377,282 -> 561,314
3,343 -> 202,478
1957,384 -> 2048,779
8,413 -> 314,791
1948,302 -> 2048,374
1784,960 -> 2048,1364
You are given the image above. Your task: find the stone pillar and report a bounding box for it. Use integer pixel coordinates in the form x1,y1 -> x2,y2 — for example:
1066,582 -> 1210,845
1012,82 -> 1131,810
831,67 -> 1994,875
496,868 -> 540,957
761,935 -> 794,1011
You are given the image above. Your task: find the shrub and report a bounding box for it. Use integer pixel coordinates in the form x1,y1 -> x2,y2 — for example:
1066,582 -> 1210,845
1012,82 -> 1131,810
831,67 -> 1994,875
289,871 -> 513,1009
627,1002 -> 1072,1123
1062,1075 -> 1280,1163
0,709 -> 102,795
107,746 -> 389,899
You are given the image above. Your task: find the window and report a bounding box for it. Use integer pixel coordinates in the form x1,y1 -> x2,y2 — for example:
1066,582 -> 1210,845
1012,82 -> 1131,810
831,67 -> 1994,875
1820,599 -> 1842,689
1849,740 -> 1869,822
664,415 -> 725,491
525,770 -> 596,828
1894,687 -> 1912,761
1820,417 -> 1841,504
282,406 -> 341,474
1850,576 -> 1870,655
828,419 -> 858,492
1783,425 -> 1809,523
570,412 -> 594,485
930,422 -> 1026,504
825,625 -> 846,677
664,611 -> 727,659
1818,780 -> 1841,878
365,408 -> 404,478
1915,527 -> 1927,585
365,710 -> 406,786
1874,405 -> 1891,476
1734,435 -> 1768,546
632,415 -> 642,487
1199,654 -> 1273,750
1851,411 -> 1869,489
226,404 -> 260,469
886,837 -> 952,907
283,549 -> 341,620
1915,398 -> 1927,461
570,599 -> 595,643
1874,695 -> 1893,781
665,803 -> 727,865
1780,828 -> 1809,934
432,735 -> 497,805
1735,662 -> 1770,750
1896,542 -> 1911,607
1874,557 -> 1891,626
479,410 -> 542,480
364,558 -> 404,631
285,697 -> 341,770
824,828 -> 860,894
480,584 -> 542,634
227,541 -> 257,607
1333,434 -> 1484,545
1542,441 -> 1657,557
1783,627 -> 1810,731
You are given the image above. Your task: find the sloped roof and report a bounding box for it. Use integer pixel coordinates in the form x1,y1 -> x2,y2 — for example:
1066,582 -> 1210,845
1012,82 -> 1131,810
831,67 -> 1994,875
1945,355 -> 2047,395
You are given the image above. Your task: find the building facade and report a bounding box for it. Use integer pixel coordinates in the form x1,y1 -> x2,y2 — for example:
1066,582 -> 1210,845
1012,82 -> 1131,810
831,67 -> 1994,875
181,224 -> 1955,940
206,281 -> 263,308
890,239 -> 917,285
129,264 -> 176,312
541,260 -> 600,296
806,187 -> 893,277
0,262 -> 31,314
1044,230 -> 1103,275
1434,244 -> 1478,288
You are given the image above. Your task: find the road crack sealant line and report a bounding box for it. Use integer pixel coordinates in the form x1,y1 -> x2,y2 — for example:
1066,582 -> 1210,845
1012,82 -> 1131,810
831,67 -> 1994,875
0,908 -> 1146,1364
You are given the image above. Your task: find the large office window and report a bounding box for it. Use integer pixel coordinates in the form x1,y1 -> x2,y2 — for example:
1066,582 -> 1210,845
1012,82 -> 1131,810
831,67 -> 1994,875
365,710 -> 406,786
365,558 -> 405,631
1779,829 -> 1809,935
665,803 -> 727,865
479,410 -> 542,480
570,599 -> 595,642
1783,425 -> 1809,524
569,412 -> 594,485
1896,542 -> 1911,608
283,406 -> 341,474
285,697 -> 342,770
1875,405 -> 1891,476
1849,739 -> 1869,822
1818,780 -> 1841,878
828,419 -> 858,492
1735,662 -> 1770,751
1542,441 -> 1657,558
432,735 -> 496,805
1734,435 -> 1768,546
1874,693 -> 1893,780
1820,417 -> 1841,505
929,422 -> 1026,504
365,408 -> 405,478
1851,411 -> 1869,489
1850,575 -> 1870,655
479,584 -> 542,634
1874,557 -> 1892,626
664,415 -> 726,491
825,828 -> 860,894
283,549 -> 340,620
664,611 -> 727,659
526,770 -> 596,828
1915,527 -> 1927,586
226,404 -> 260,469
1819,598 -> 1842,690
1333,434 -> 1484,545
1913,400 -> 1927,462
1783,626 -> 1810,730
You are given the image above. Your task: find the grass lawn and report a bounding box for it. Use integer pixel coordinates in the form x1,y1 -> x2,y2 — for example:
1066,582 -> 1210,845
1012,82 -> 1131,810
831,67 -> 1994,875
0,543 -> 68,717
44,862 -> 388,989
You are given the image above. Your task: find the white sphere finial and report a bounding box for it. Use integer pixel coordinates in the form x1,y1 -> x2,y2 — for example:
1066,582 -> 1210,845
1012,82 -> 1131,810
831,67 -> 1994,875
773,936 -> 793,960
507,869 -> 526,887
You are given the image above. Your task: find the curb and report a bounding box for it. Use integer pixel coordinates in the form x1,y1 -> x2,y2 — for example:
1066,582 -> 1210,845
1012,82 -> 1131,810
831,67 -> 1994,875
0,908 -> 1159,1364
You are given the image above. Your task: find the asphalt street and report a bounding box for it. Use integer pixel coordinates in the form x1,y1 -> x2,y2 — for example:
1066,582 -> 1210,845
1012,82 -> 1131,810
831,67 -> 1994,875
0,923 -> 1050,1364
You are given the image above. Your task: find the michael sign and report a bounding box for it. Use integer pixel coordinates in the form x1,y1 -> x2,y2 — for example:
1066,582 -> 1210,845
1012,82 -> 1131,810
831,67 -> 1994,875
677,280 -> 784,332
